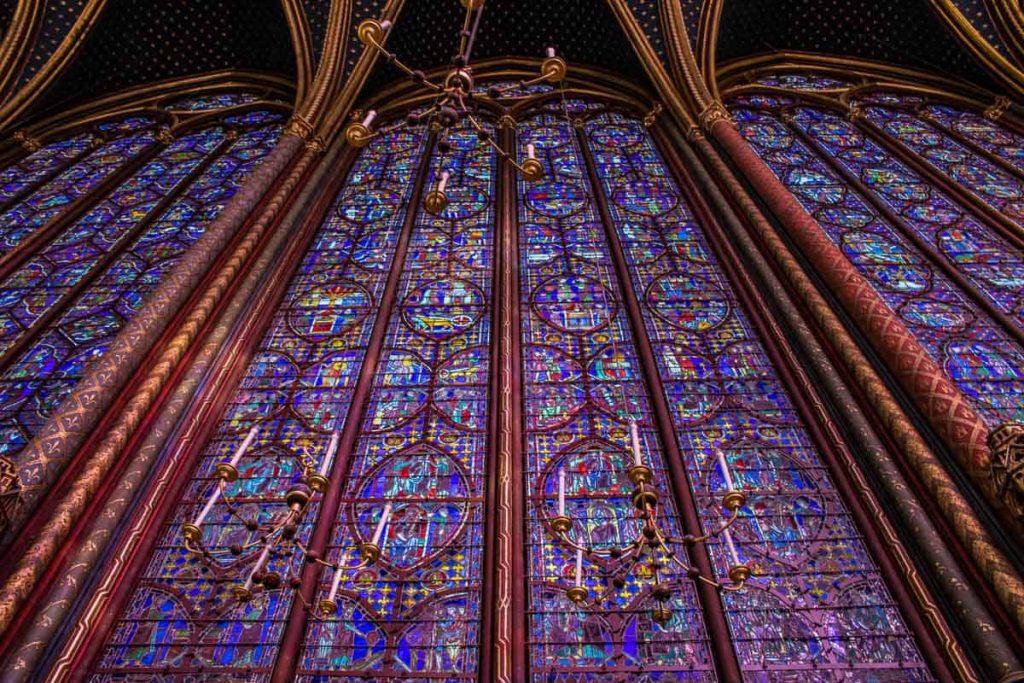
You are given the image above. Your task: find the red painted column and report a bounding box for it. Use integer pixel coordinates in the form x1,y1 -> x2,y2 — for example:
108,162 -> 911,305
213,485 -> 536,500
708,119 -> 997,510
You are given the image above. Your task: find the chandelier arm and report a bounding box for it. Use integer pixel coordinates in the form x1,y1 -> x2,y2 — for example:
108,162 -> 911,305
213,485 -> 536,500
688,507 -> 740,544
363,35 -> 444,92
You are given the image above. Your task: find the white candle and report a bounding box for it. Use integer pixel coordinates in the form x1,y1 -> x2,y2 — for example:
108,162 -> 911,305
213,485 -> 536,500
526,143 -> 536,160
437,170 -> 450,193
361,110 -> 377,128
574,548 -> 583,587
319,429 -> 340,478
370,502 -> 392,546
546,47 -> 556,58
327,563 -> 343,603
244,541 -> 273,591
192,485 -> 221,528
557,467 -> 566,517
715,448 -> 735,492
629,420 -> 643,468
229,426 -> 259,468
722,527 -> 741,567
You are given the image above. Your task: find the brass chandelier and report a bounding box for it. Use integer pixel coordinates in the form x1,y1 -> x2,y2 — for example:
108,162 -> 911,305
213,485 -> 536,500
182,0 -> 750,626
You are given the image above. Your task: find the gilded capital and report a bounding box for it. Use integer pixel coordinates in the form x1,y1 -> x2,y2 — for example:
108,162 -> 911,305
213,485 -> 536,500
699,102 -> 733,132
285,114 -> 315,139
13,130 -> 40,152
984,96 -> 1012,120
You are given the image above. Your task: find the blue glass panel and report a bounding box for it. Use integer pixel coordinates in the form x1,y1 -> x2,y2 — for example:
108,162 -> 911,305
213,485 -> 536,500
588,110 -> 929,679
92,125 -> 425,678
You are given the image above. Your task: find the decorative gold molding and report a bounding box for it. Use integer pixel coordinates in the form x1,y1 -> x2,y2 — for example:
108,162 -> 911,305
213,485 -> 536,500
281,0 -> 314,107
642,102 -> 663,127
926,0 -> 1024,98
12,128 -> 39,151
990,424 -> 1024,520
985,95 -> 1013,119
698,101 -> 732,131
284,113 -> 315,139
0,0 -> 112,134
696,0 -> 724,101
0,0 -> 45,101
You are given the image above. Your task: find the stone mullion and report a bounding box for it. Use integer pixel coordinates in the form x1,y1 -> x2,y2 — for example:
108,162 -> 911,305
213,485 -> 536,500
574,123 -> 745,682
268,130 -> 437,683
480,119 -> 525,683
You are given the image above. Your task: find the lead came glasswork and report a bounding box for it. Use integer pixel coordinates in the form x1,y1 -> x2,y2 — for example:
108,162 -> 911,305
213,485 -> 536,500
518,110 -> 715,681
0,115 -> 284,465
795,106 -> 1024,330
0,123 -> 158,251
298,121 -> 493,679
587,110 -> 929,679
733,104 -> 1024,428
91,125 -> 426,680
0,132 -> 95,206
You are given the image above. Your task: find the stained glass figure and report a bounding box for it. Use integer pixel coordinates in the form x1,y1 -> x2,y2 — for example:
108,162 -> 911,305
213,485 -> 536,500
586,110 -> 928,679
732,102 -> 1024,428
92,125 -> 427,679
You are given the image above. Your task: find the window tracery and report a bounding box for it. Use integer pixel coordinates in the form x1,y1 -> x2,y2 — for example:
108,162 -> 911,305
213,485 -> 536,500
0,105 -> 284,528
85,89 -> 936,681
728,86 -> 1024,431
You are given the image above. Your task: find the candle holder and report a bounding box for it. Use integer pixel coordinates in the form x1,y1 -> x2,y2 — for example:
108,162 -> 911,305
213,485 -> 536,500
181,428 -> 387,620
346,1 -> 568,201
550,440 -> 753,627
550,515 -> 572,534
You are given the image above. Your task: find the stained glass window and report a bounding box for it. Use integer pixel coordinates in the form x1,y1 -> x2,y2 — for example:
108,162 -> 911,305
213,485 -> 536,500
93,124 -> 428,679
0,110 -> 284,481
583,108 -> 926,678
0,118 -> 159,252
89,94 -> 937,681
299,120 -> 494,679
517,110 -> 715,679
731,101 -> 1024,428
795,105 -> 1024,330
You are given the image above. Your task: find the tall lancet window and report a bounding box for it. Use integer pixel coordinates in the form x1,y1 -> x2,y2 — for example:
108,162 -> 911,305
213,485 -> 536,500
727,78 -> 1024,435
84,88 -> 937,681
0,92 -> 284,538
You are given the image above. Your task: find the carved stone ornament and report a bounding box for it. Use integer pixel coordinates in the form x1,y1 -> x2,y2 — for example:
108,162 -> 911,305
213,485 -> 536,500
984,96 -> 1012,120
0,456 -> 22,537
13,130 -> 41,152
698,102 -> 733,132
989,422 -> 1024,519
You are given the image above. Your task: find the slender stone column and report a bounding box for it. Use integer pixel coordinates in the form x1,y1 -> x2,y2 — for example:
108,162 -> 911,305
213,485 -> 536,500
695,121 -> 1024,642
0,131 -> 306,634
673,124 -> 1019,681
706,116 -> 1004,520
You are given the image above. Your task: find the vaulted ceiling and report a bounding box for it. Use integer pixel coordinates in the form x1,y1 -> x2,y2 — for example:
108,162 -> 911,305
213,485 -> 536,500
714,0 -> 999,90
0,0 -> 1016,124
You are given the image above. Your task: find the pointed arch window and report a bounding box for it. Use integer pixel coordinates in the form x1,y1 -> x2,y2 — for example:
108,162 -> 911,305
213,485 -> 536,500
0,92 -> 285,536
82,86 -> 938,681
727,83 -> 1024,432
